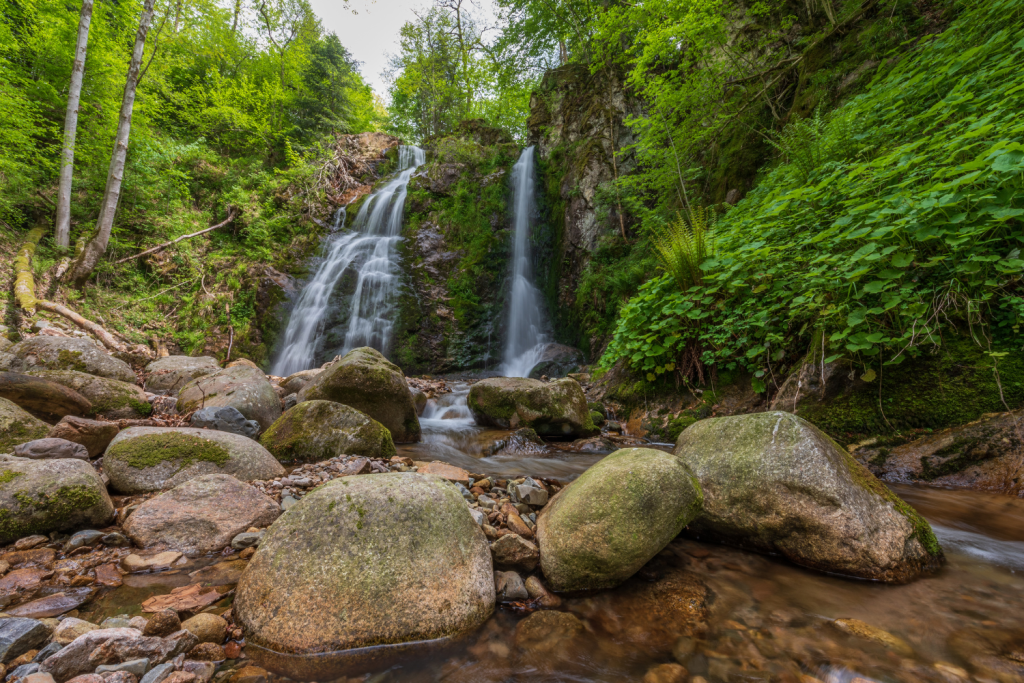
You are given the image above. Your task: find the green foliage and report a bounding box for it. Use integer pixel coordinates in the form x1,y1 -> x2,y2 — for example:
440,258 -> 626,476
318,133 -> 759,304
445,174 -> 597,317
650,206 -> 718,291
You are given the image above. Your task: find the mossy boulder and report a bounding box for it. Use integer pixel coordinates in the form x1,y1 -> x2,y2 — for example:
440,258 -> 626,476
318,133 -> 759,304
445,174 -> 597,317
10,337 -> 136,384
234,473 -> 494,679
0,371 -> 93,418
27,369 -> 151,419
279,370 -> 320,396
468,377 -> 597,438
673,412 -> 943,583
536,448 -> 703,592
104,426 -> 285,494
144,356 -> 220,394
177,365 -> 281,431
0,397 -> 50,453
0,458 -> 115,544
297,347 -> 421,443
260,401 -> 396,463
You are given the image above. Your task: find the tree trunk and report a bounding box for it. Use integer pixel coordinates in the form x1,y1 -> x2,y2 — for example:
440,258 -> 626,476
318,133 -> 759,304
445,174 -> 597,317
55,0 -> 94,251
68,0 -> 156,287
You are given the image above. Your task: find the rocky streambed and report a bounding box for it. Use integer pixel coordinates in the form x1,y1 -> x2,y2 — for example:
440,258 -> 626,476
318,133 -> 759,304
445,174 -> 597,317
0,336 -> 1022,683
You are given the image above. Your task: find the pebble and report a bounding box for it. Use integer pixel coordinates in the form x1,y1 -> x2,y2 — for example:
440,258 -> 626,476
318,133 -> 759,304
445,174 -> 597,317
142,610 -> 180,638
494,571 -> 529,602
832,618 -> 914,656
13,537 -> 48,552
229,533 -> 261,550
180,614 -> 227,645
122,553 -> 183,573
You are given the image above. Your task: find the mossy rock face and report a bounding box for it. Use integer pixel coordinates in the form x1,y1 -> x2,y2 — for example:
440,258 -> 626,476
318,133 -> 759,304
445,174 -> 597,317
10,337 -> 136,384
104,426 -> 286,494
467,377 -> 597,438
297,348 -> 421,443
144,356 -> 220,394
235,473 -> 494,679
178,365 -> 282,431
280,370 -> 320,396
0,397 -> 51,453
260,401 -> 396,463
27,369 -> 151,419
673,412 -> 943,583
0,371 -> 93,418
0,458 -> 115,544
537,448 -> 703,592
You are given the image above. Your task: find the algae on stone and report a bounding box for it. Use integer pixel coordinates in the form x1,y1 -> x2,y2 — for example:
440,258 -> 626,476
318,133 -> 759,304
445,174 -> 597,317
260,400 -> 396,463
0,396 -> 51,453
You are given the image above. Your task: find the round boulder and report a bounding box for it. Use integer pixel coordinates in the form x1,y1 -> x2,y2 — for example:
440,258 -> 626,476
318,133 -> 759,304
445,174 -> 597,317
259,401 -> 396,463
537,448 -> 703,592
27,369 -> 151,419
279,370 -> 319,397
177,366 -> 281,431
673,412 -> 943,583
468,377 -> 597,438
103,426 -> 286,494
47,416 -> 120,458
527,343 -> 585,379
144,356 -> 220,395
9,337 -> 136,383
0,458 -> 115,544
297,347 -> 420,443
0,397 -> 50,453
0,372 -> 92,418
235,473 -> 494,679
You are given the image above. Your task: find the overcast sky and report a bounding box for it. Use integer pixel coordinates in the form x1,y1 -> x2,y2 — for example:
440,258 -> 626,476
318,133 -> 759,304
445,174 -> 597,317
309,0 -> 499,100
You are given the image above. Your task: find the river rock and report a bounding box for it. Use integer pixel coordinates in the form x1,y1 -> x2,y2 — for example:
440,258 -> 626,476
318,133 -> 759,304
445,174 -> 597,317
176,367 -> 281,432
673,411 -> 944,583
468,377 -> 597,438
537,448 -> 703,592
103,427 -> 285,494
189,407 -> 259,439
25,371 -> 150,420
46,418 -> 119,459
526,343 -> 585,379
278,371 -> 319,397
53,620 -> 98,647
0,373 -> 93,418
39,629 -> 136,682
234,472 -> 493,679
143,358 -> 219,395
494,571 -> 528,602
0,458 -> 115,545
490,533 -> 539,572
0,398 -> 52,453
259,401 -> 396,463
514,611 -> 584,654
13,439 -> 89,461
0,618 -> 49,663
297,347 -> 421,443
179,615 -> 226,645
10,338 -> 135,384
123,475 -> 280,555
409,389 -> 427,416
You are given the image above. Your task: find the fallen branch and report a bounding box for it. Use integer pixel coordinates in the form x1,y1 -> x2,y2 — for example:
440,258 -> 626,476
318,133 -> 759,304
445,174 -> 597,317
36,300 -> 125,353
114,210 -> 236,265
14,227 -> 47,315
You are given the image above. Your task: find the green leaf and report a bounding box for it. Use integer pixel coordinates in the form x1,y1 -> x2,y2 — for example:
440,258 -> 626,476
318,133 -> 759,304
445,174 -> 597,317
861,368 -> 877,382
891,252 -> 914,268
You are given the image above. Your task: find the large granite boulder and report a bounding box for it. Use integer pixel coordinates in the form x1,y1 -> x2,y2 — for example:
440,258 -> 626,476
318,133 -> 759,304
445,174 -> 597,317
0,372 -> 92,418
47,416 -> 120,458
297,347 -> 420,443
0,458 -> 115,544
0,398 -> 50,453
27,369 -> 151,419
468,377 -> 597,438
144,356 -> 220,394
537,448 -> 702,591
235,473 -> 493,679
260,401 -> 396,463
9,337 -> 135,384
177,366 -> 281,431
103,426 -> 285,494
124,474 -> 281,555
673,412 -> 944,583
279,370 -> 319,396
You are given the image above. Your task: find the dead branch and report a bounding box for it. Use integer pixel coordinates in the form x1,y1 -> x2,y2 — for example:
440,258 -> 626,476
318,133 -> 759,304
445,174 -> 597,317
36,300 -> 126,353
114,210 -> 236,265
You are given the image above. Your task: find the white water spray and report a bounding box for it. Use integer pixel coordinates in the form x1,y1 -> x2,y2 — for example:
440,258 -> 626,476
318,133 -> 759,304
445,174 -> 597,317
271,146 -> 425,376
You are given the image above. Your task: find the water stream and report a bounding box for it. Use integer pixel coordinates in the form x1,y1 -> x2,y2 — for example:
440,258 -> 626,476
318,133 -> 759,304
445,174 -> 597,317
271,146 -> 425,376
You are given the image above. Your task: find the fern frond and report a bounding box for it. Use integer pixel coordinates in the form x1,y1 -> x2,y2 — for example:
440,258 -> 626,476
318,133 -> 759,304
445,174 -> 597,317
651,206 -> 718,291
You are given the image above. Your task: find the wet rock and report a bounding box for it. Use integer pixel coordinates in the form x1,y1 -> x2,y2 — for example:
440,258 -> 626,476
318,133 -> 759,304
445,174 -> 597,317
417,462 -> 471,486
40,628 -> 141,682
121,553 -> 182,573
508,478 -> 548,506
87,630 -> 197,670
297,347 -> 421,443
64,676 -> 104,683
137,663 -> 173,683
514,611 -> 584,654
176,366 -> 281,432
674,412 -> 944,583
25,371 -> 150,421
279,371 -> 319,397
468,509 -> 486,526
9,338 -> 135,384
8,590 -> 94,619
183,644 -> 222,662
99,618 -> 131,630
234,473 -> 493,680
488,428 -> 547,457
564,436 -> 616,453
93,565 -> 122,588
468,377 -> 596,438
527,343 -> 586,380
179,615 -> 226,645
47,418 -> 118,459
141,611 -> 180,638
1,549 -> 56,568
9,663 -> 40,681
493,571 -> 528,602
143,358 -> 219,396
0,398 -> 50,454
538,448 -> 703,591
259,401 -> 395,463
94,660 -> 149,677
177,662 -> 212,683
187,560 -> 245,587
226,667 -> 266,683
64,531 -> 104,553
101,533 -> 128,548
409,389 -> 427,416
13,536 -> 46,551
0,619 -> 49,664
141,585 -> 220,614
229,533 -> 261,550
0,459 -> 115,545
643,663 -> 689,683
13,439 -> 88,461
490,533 -> 539,572
103,427 -> 285,495
832,618 -> 913,655
189,408 -> 259,440
523,576 -> 560,608
124,474 -> 280,556
99,672 -> 139,683
947,627 -> 1024,681
0,373 -> 93,419
53,620 -> 98,647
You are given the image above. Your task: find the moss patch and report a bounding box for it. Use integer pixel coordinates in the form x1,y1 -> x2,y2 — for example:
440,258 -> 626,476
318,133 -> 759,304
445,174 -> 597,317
0,484 -> 104,541
107,432 -> 232,471
0,470 -> 25,485
55,349 -> 88,373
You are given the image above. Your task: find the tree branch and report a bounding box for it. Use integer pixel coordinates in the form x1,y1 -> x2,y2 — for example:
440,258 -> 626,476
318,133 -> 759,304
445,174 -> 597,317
114,210 -> 236,264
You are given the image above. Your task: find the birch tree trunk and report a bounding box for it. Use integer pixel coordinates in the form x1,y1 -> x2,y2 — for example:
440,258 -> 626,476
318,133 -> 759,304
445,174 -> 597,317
54,0 -> 94,250
68,0 -> 156,287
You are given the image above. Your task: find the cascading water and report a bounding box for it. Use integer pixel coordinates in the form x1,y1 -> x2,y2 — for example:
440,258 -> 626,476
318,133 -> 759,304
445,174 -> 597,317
271,146 -> 425,376
500,145 -> 550,378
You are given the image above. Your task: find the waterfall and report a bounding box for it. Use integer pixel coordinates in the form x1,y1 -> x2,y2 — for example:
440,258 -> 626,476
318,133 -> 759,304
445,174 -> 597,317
500,146 -> 550,378
271,146 -> 425,376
